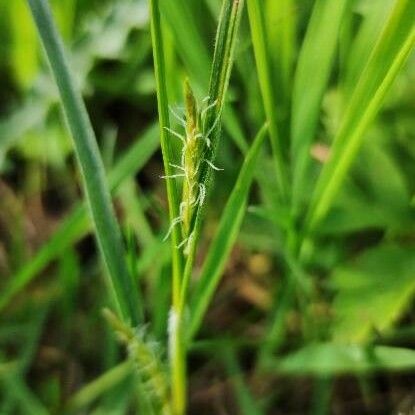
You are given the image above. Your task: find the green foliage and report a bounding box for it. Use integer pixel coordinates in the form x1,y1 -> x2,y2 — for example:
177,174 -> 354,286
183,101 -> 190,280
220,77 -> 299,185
189,123 -> 267,338
27,0 -> 141,325
305,0 -> 415,233
278,343 -> 415,376
1,0 -> 414,413
332,244 -> 415,343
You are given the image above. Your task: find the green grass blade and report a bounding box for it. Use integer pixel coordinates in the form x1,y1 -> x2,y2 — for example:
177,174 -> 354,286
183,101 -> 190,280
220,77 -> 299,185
247,0 -> 289,200
1,372 -> 49,415
27,0 -> 142,325
158,0 -> 248,153
189,124 -> 267,339
149,1 -> 186,413
305,0 -> 415,233
159,0 -> 211,89
149,0 -> 183,308
65,362 -> 133,413
343,0 -> 394,92
222,344 -> 263,415
264,0 -> 296,104
0,124 -> 159,313
291,0 -> 349,214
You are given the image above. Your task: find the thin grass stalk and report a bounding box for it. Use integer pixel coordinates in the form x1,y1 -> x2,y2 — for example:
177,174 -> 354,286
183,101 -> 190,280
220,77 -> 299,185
149,0 -> 183,309
161,1 -> 244,412
149,0 -> 185,413
27,0 -> 141,325
247,0 -> 289,201
179,0 -> 245,312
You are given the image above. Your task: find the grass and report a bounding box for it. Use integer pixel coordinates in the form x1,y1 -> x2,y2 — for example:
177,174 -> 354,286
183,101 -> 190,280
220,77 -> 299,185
27,0 -> 141,325
1,0 -> 414,413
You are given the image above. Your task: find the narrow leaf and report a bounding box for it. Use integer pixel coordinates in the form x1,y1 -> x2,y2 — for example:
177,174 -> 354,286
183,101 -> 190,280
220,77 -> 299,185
189,124 -> 267,338
247,0 -> 288,200
305,0 -> 415,232
0,124 -> 159,313
291,0 -> 348,213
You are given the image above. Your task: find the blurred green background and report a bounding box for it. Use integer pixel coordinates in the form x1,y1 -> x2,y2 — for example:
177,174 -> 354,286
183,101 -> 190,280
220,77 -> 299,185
0,0 -> 415,413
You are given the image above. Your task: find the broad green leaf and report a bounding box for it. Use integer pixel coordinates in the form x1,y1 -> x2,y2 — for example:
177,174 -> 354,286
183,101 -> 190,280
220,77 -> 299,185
291,0 -> 348,213
189,124 -> 267,338
305,0 -> 415,232
332,244 -> 415,342
278,343 -> 415,375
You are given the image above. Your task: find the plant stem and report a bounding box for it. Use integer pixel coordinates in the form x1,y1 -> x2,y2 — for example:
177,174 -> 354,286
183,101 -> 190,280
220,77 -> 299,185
149,0 -> 185,413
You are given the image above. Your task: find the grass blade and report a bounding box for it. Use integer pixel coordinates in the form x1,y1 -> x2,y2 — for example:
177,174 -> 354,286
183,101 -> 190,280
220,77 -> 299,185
189,124 -> 267,339
222,344 -> 263,415
0,124 -> 159,313
291,0 -> 349,214
64,362 -> 133,413
264,0 -> 296,104
148,1 -> 186,413
149,0 -> 183,308
305,0 -> 415,233
27,0 -> 141,324
159,0 -> 211,89
343,0 -> 394,91
247,0 -> 289,200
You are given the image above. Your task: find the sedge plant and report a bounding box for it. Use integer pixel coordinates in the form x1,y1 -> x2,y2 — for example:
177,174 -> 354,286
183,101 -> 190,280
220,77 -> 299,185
28,0 -> 248,413
14,0 -> 415,412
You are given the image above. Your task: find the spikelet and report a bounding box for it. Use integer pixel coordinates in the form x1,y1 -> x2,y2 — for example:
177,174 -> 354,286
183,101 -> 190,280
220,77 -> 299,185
103,309 -> 171,415
164,79 -> 220,254
180,79 -> 203,239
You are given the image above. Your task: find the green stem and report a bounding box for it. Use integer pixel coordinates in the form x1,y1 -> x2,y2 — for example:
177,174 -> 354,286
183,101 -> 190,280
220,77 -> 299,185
149,0 -> 185,413
149,0 -> 183,309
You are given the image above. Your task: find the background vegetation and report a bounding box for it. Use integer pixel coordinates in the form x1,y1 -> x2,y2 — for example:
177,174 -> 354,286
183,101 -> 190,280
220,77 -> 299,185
0,0 -> 414,413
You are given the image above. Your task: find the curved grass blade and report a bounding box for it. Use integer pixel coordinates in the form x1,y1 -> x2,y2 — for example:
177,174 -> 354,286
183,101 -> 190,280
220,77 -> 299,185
189,124 -> 267,339
305,0 -> 415,234
27,0 -> 142,324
